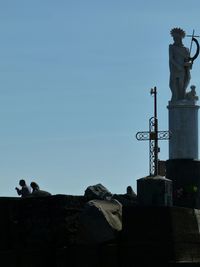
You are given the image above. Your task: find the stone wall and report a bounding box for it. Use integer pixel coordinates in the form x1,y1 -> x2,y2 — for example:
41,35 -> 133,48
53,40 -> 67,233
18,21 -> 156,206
0,195 -> 200,266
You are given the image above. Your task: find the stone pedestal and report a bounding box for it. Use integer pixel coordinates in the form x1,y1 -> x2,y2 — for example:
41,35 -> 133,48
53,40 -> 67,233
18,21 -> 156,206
121,206 -> 200,264
166,159 -> 200,209
137,175 -> 173,206
167,100 -> 199,159
166,99 -> 200,209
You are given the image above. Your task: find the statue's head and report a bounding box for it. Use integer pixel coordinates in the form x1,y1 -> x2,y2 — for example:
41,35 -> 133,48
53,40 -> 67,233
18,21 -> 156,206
170,27 -> 185,39
190,85 -> 196,93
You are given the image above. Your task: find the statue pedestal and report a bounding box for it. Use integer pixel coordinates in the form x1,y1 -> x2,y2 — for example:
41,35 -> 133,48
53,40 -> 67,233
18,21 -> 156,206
167,100 -> 199,159
166,99 -> 200,208
166,159 -> 200,209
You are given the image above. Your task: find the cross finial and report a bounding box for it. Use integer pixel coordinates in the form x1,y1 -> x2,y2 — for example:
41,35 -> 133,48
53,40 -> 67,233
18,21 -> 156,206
136,87 -> 171,176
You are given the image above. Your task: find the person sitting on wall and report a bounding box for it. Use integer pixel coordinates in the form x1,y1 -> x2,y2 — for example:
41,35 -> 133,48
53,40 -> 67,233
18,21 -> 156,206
30,181 -> 51,197
15,179 -> 31,197
30,181 -> 40,193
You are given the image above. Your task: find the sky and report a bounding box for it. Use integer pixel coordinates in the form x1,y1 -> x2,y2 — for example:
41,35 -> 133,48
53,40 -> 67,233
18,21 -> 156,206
0,0 -> 200,197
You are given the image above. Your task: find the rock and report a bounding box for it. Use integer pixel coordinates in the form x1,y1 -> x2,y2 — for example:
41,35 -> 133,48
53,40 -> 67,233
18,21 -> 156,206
84,183 -> 113,200
79,199 -> 122,244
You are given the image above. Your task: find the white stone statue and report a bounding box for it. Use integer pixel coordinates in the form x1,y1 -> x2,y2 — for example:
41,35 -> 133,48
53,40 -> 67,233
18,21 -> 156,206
169,28 -> 192,102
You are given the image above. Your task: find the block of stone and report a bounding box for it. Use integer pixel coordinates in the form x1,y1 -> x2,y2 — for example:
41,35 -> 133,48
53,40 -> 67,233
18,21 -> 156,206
84,183 -> 113,200
0,195 -> 88,249
121,206 -> 200,263
137,175 -> 173,206
166,159 -> 200,209
79,199 -> 122,244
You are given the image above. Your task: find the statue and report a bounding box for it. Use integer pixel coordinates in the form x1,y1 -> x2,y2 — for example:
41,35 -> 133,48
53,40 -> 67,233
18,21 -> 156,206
186,85 -> 199,101
169,27 -> 199,102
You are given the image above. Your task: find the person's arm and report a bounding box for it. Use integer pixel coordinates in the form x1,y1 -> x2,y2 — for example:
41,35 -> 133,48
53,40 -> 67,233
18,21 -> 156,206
15,187 -> 22,196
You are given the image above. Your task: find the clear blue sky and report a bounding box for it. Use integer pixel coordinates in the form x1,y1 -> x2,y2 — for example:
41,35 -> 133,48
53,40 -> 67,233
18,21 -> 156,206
0,0 -> 200,196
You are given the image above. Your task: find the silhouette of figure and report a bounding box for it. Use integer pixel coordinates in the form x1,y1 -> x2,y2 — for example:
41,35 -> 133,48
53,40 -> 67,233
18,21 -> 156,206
30,181 -> 40,193
15,179 -> 31,197
169,27 -> 192,101
30,181 -> 51,197
126,186 -> 135,196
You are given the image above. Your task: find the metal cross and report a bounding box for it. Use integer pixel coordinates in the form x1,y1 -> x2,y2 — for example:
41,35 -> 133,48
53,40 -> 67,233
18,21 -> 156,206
136,87 -> 171,176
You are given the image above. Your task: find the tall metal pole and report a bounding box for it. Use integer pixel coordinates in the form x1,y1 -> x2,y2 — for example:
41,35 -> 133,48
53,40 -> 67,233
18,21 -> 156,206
154,87 -> 158,176
150,86 -> 158,176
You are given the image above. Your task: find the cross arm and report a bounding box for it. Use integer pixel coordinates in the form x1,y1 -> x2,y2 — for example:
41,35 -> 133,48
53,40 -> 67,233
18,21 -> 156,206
136,130 -> 171,141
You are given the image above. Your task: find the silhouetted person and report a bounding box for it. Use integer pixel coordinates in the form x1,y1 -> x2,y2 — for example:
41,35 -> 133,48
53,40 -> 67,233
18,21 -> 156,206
30,181 -> 51,197
30,181 -> 40,193
126,186 -> 135,196
15,179 -> 31,197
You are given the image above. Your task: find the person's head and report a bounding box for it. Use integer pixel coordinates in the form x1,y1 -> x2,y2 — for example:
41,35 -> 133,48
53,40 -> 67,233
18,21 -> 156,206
126,186 -> 133,194
30,182 -> 39,191
19,179 -> 26,187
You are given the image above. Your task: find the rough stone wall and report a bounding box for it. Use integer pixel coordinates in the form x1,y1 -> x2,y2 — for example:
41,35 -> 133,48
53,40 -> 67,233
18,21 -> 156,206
0,195 -> 200,266
0,195 -> 87,251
